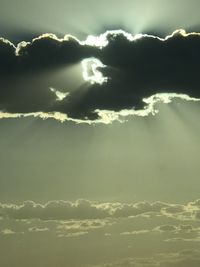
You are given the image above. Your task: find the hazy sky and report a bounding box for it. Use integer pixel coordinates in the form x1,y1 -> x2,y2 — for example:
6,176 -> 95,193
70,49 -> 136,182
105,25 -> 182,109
1,1 -> 200,267
1,0 -> 200,42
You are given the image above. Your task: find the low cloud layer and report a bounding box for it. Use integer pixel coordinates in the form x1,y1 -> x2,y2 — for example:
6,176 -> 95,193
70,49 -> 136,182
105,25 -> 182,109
0,199 -> 199,221
1,30 -> 200,123
1,199 -> 200,266
89,249 -> 200,267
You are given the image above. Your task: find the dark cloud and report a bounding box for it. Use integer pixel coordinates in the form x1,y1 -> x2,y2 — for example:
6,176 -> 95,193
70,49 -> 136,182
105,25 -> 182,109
0,38 -> 16,72
1,30 -> 200,122
17,34 -> 97,70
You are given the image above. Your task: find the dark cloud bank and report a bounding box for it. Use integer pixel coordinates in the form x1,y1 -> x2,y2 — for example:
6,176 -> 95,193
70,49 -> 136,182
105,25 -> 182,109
1,30 -> 200,123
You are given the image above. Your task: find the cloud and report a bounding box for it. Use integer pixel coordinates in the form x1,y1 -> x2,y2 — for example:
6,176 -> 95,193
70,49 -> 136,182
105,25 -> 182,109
1,30 -> 200,123
57,219 -> 113,231
50,87 -> 69,101
0,228 -> 16,235
56,218 -> 114,237
0,228 -> 24,235
15,33 -> 97,70
120,229 -> 150,235
120,224 -> 200,239
58,231 -> 88,238
0,200 -> 108,221
0,199 -> 200,221
165,237 -> 200,242
0,38 -> 16,71
28,227 -> 49,232
155,225 -> 177,232
89,249 -> 200,267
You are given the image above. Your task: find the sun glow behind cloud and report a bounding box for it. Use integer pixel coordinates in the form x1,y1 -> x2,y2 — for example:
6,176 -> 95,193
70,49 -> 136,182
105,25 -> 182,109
81,58 -> 108,85
1,29 -> 200,124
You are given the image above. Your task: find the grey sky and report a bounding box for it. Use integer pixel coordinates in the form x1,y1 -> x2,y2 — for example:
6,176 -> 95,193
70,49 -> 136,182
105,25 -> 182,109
0,100 -> 200,204
1,0 -> 200,42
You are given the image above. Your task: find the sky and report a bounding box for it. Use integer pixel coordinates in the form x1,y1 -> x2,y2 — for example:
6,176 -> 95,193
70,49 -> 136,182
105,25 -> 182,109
1,1 -> 200,267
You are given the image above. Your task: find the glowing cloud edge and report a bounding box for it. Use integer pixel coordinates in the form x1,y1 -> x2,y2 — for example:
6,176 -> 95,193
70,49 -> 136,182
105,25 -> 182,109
8,28 -> 200,54
0,93 -> 199,124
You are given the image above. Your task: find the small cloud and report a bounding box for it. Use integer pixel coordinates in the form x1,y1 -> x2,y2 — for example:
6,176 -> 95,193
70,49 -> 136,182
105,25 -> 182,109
104,233 -> 112,237
0,228 -> 24,235
120,229 -> 150,235
1,229 -> 15,235
58,231 -> 88,238
28,227 -> 49,232
50,87 -> 69,101
154,225 -> 177,233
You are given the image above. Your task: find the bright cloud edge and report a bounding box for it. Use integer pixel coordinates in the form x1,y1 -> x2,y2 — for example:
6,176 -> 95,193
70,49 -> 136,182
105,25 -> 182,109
0,93 -> 199,125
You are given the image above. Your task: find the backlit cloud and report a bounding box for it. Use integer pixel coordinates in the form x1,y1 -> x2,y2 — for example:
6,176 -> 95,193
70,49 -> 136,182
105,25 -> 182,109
1,30 -> 200,123
0,199 -> 200,221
